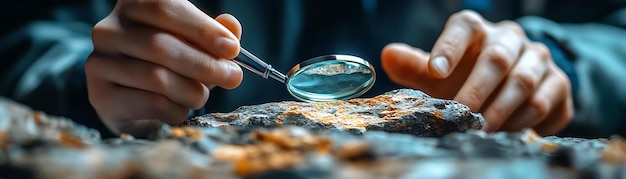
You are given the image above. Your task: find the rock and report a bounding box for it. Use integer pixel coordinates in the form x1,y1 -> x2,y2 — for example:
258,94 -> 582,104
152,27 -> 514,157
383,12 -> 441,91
186,89 -> 484,137
0,97 -> 100,150
601,136 -> 626,164
4,124 -> 619,179
1,91 -> 625,179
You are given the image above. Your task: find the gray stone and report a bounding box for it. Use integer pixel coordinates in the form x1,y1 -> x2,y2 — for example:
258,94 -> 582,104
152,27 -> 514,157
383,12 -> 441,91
1,91 -> 625,179
186,89 -> 484,137
0,97 -> 100,150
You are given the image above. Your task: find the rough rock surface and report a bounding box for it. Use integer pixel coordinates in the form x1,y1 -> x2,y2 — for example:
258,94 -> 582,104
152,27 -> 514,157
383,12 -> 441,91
186,89 -> 484,137
0,97 -> 100,150
1,91 -> 626,179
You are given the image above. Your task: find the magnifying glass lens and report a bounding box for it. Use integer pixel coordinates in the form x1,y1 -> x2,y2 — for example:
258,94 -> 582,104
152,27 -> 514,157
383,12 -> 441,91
287,59 -> 375,102
233,48 -> 375,102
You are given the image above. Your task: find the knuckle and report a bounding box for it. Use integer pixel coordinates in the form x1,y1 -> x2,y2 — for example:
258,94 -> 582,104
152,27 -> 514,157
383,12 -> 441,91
147,33 -> 176,59
485,46 -> 514,71
449,10 -> 485,32
451,10 -> 483,26
91,22 -> 107,42
497,20 -> 525,35
550,65 -> 572,93
529,42 -> 551,61
91,22 -> 116,50
529,96 -> 550,119
145,65 -> 170,91
511,70 -> 538,94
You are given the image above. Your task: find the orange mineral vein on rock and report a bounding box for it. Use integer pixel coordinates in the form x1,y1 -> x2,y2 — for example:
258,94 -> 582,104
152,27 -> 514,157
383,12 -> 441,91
601,136 -> 626,164
186,89 -> 484,137
212,129 -> 332,177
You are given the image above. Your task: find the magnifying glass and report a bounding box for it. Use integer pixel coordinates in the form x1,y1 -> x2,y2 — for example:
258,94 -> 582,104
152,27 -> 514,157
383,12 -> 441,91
232,47 -> 376,102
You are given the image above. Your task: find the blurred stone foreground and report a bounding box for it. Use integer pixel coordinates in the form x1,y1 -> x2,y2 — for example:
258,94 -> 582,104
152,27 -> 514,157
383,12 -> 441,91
0,89 -> 625,179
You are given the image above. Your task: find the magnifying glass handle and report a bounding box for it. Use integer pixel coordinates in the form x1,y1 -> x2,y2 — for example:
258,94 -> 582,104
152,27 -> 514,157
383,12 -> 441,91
232,47 -> 287,84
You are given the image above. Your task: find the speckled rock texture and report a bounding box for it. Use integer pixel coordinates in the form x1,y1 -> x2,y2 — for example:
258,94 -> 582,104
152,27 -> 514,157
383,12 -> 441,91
1,91 -> 625,179
186,89 -> 484,137
0,97 -> 100,149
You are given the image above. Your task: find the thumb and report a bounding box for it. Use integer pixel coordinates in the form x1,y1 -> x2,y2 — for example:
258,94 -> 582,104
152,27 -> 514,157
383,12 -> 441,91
381,43 -> 433,89
215,13 -> 242,40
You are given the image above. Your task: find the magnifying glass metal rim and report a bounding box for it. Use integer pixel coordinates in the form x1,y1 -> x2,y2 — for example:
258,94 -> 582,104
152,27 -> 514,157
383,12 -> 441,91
232,47 -> 376,102
285,54 -> 376,102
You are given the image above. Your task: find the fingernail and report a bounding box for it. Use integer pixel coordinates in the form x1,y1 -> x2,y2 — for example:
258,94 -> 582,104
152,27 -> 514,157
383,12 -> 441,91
228,61 -> 241,75
432,56 -> 449,77
214,37 -> 238,58
225,62 -> 243,88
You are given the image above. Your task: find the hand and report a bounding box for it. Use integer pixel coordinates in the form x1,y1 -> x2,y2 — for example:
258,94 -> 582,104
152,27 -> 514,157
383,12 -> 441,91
381,10 -> 573,135
85,0 -> 243,137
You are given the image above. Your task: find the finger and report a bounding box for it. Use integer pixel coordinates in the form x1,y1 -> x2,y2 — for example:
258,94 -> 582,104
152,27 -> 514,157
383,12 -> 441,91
381,43 -> 432,89
86,54 -> 191,126
97,85 -> 187,135
92,25 -> 243,89
86,68 -> 163,137
89,54 -> 210,109
91,15 -> 123,55
215,13 -> 242,40
453,26 -> 525,112
86,62 -> 188,135
532,67 -> 573,136
533,94 -> 573,136
118,0 -> 240,58
86,58 -> 188,137
480,43 -> 550,131
500,64 -> 570,132
429,10 -> 486,78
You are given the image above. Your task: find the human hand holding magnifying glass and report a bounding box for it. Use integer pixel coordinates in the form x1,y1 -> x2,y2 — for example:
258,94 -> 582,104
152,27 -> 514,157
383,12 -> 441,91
86,0 -> 374,137
233,48 -> 376,102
